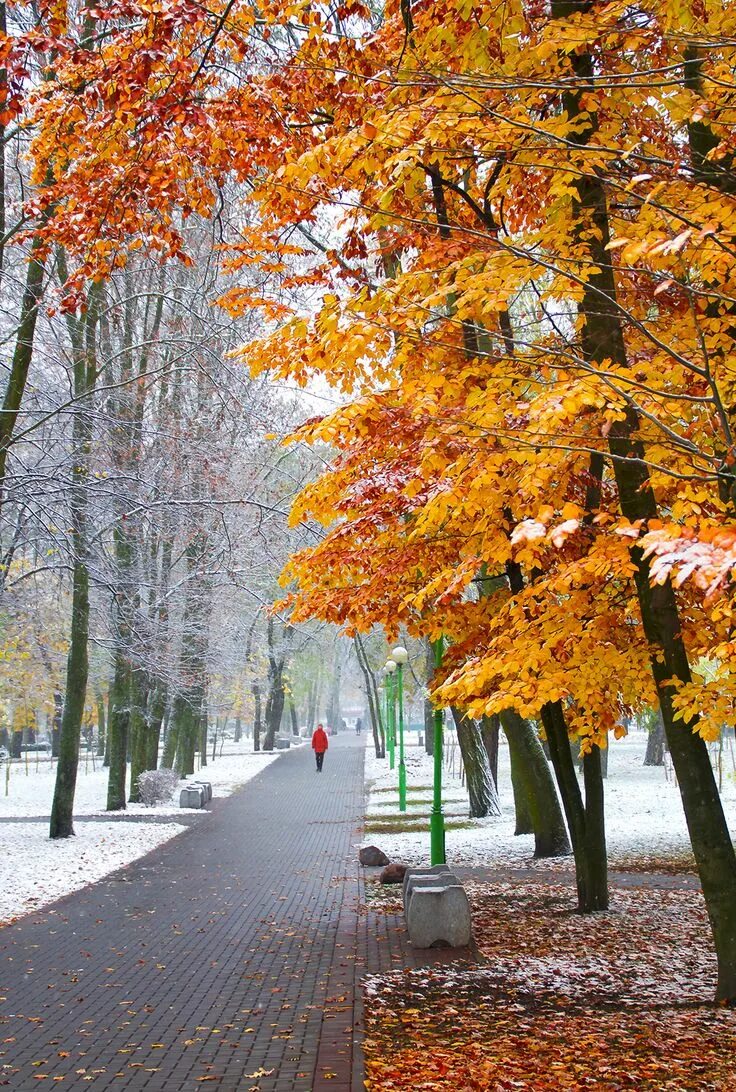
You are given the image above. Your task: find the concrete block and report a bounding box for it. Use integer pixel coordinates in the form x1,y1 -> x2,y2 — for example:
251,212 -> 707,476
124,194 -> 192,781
404,872 -> 459,910
274,738 -> 291,750
179,785 -> 205,809
402,864 -> 453,904
192,781 -> 212,802
406,885 -> 472,949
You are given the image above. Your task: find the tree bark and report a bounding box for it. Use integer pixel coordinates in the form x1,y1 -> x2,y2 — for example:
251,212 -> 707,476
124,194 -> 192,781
50,280 -> 98,839
555,0 -> 736,989
480,714 -> 499,788
288,694 -> 299,736
128,670 -> 149,801
451,708 -> 501,818
106,647 -> 130,810
253,683 -> 261,752
644,713 -> 666,767
501,709 -> 570,856
354,632 -> 384,758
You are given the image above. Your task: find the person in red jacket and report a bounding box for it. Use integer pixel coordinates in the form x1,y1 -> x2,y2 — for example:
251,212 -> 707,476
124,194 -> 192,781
311,723 -> 329,772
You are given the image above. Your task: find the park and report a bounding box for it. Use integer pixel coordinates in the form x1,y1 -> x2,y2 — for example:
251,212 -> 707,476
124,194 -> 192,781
1,0 -> 736,1087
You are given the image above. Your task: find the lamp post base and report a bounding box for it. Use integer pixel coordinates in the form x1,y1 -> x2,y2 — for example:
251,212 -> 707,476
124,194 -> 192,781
398,761 -> 407,812
430,809 -> 446,866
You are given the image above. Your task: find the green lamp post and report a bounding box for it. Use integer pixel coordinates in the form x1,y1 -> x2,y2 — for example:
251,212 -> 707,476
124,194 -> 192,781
392,645 -> 408,812
385,660 -> 396,769
430,637 -> 446,865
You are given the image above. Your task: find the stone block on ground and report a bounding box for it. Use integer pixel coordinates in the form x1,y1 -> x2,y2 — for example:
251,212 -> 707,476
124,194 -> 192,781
275,738 -> 291,750
379,862 -> 408,885
404,872 -> 459,909
402,863 -> 454,903
406,885 -> 472,949
179,785 -> 205,809
192,781 -> 212,802
359,845 -> 390,867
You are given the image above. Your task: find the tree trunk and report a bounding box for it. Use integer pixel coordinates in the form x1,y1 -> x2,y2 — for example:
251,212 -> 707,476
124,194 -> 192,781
644,709 -> 666,767
49,281 -> 98,838
51,692 -> 63,758
480,714 -> 500,788
128,671 -> 149,802
253,683 -> 261,752
451,708 -> 501,818
508,734 -> 534,835
289,695 -> 299,736
234,715 -> 242,743
555,5 -> 736,989
354,632 -> 384,758
424,639 -> 434,755
263,618 -> 285,750
160,698 -> 179,769
147,683 -> 166,770
326,648 -> 341,731
95,687 -> 106,758
541,701 -> 608,910
106,649 -> 130,810
49,559 -> 89,838
0,207 -> 54,521
200,701 -> 208,768
500,710 -> 571,859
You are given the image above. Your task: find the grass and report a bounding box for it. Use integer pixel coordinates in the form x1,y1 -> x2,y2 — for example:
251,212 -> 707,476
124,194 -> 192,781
364,817 -> 478,834
370,784 -> 434,795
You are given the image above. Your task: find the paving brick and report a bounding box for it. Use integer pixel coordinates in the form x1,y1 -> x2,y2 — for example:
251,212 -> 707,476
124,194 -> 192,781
1,737 -> 367,1091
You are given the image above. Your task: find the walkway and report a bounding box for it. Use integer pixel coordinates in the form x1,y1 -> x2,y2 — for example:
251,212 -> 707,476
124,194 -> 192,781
1,735 -> 368,1091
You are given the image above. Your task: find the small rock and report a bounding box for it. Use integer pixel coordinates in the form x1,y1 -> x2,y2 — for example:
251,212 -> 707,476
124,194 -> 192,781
380,862 -> 407,885
359,845 -> 390,867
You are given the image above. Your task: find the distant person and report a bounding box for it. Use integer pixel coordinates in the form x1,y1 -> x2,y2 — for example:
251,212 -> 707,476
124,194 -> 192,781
311,723 -> 329,772
355,718 -> 362,736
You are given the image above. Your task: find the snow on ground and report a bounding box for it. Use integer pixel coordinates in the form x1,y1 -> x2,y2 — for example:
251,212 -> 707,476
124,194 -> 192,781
0,821 -> 183,926
0,742 -> 296,924
0,744 -> 282,818
362,729 -> 736,870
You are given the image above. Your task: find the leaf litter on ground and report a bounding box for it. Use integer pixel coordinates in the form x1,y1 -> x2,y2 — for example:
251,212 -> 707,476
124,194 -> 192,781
364,878 -> 736,1090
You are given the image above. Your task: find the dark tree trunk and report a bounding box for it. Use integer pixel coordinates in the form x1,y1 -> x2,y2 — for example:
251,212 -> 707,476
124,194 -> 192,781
253,683 -> 261,752
501,709 -> 571,856
49,560 -> 89,838
95,688 -> 106,758
107,649 -> 130,811
50,284 -> 98,838
553,4 -> 736,989
354,632 -> 384,758
541,701 -> 608,911
199,700 -> 208,768
128,671 -> 149,801
51,692 -> 63,758
451,708 -> 501,818
644,709 -> 666,767
480,714 -> 500,788
147,683 -> 166,771
289,695 -> 299,736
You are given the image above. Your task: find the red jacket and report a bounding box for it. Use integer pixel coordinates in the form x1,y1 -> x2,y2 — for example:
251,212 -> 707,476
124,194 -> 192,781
312,727 -> 329,753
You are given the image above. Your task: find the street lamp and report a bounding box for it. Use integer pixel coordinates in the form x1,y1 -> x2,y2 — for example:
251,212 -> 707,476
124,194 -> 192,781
430,637 -> 446,865
392,645 -> 408,812
384,659 -> 397,770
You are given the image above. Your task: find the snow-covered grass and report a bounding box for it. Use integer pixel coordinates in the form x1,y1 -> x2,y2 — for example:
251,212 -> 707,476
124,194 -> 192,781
0,741 -> 295,925
0,821 -> 183,926
362,730 -> 736,871
0,743 -> 283,818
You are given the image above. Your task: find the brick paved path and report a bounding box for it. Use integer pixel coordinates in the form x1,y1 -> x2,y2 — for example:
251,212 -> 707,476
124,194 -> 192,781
1,735 -> 369,1092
